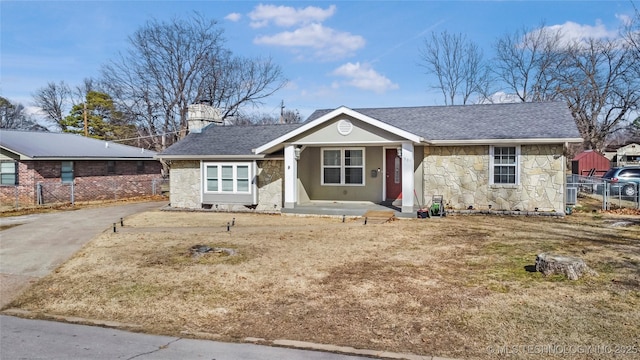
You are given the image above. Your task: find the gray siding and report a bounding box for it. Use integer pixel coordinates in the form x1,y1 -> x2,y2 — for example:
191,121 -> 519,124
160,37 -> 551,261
293,116 -> 404,144
298,146 -> 384,202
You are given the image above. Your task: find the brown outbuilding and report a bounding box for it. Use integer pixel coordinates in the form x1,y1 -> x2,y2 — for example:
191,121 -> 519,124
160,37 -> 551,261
571,150 -> 610,177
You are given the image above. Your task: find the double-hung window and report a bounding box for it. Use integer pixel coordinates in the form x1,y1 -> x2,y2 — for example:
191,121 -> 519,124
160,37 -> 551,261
321,148 -> 365,185
0,161 -> 17,185
205,163 -> 251,193
490,146 -> 519,185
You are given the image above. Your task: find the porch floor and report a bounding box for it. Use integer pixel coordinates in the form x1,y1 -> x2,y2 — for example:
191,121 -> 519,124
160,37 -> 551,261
281,201 -> 419,219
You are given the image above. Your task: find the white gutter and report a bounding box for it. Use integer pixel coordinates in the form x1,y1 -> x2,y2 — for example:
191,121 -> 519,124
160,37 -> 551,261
428,137 -> 584,146
155,154 -> 269,160
21,157 -> 156,161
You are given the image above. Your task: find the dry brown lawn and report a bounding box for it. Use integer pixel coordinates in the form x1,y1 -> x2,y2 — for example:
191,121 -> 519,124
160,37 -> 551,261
9,210 -> 640,359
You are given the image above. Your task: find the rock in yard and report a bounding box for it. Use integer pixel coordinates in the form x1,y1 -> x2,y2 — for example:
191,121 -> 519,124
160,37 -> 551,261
535,253 -> 597,280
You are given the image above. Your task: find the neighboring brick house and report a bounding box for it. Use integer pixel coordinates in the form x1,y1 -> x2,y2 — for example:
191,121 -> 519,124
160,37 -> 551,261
157,102 -> 583,215
0,130 -> 162,207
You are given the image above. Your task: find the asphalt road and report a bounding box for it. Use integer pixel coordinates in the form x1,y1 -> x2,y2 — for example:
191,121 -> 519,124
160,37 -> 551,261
0,202 -> 373,360
0,315 -> 370,360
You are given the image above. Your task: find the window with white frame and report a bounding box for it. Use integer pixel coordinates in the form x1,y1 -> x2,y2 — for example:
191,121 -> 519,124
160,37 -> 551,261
205,163 -> 251,193
321,148 -> 364,185
490,146 -> 519,185
0,161 -> 17,185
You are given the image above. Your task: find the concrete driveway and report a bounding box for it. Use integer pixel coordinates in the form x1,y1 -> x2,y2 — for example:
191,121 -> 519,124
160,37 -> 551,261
0,201 -> 167,308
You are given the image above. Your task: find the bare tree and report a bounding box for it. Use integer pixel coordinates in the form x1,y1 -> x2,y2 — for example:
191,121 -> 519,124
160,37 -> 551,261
32,81 -> 71,130
101,59 -> 163,149
199,54 -> 287,121
493,25 -> 564,102
233,108 -> 301,125
419,31 -> 490,105
0,97 -> 48,131
101,13 -> 286,150
72,78 -> 97,105
101,14 -> 225,148
622,4 -> 640,61
554,37 -> 640,151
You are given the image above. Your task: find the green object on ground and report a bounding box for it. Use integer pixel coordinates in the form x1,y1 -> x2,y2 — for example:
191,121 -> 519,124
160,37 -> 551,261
430,203 -> 440,215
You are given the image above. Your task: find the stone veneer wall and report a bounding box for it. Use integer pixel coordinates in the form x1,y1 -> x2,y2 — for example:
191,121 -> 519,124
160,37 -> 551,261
169,160 -> 200,208
423,144 -> 565,212
256,160 -> 284,212
168,159 -> 284,211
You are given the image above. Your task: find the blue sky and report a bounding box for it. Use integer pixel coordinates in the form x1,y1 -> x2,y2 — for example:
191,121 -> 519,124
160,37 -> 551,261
1,1 -> 636,121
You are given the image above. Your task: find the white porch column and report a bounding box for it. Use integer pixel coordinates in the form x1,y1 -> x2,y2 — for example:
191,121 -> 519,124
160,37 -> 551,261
400,142 -> 414,213
283,144 -> 297,209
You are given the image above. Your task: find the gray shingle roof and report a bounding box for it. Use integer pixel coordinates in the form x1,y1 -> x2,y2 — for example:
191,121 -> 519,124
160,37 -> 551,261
159,123 -> 303,156
308,101 -> 581,141
159,102 -> 581,157
0,130 -> 157,159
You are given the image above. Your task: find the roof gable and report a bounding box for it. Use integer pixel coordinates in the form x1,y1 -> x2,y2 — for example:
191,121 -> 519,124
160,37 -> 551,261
0,130 -> 156,160
254,106 -> 423,154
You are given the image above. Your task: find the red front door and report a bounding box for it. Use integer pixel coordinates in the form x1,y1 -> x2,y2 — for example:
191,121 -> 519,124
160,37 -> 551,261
386,148 -> 402,201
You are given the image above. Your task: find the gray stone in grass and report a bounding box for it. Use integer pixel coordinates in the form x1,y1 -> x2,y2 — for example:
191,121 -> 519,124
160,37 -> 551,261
190,245 -> 237,257
535,253 -> 597,280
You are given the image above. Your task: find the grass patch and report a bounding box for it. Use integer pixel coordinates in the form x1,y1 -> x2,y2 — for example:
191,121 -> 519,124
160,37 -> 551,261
7,211 -> 640,359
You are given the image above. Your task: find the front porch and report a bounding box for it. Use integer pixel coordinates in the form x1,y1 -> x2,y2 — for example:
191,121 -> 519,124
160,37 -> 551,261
282,142 -> 421,214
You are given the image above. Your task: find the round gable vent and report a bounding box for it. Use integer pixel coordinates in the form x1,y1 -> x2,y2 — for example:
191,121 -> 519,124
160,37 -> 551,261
337,119 -> 353,135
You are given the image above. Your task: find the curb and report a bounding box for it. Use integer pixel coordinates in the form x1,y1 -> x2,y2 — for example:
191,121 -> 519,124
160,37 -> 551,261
248,338 -> 459,360
1,308 -> 142,329
2,309 -> 458,360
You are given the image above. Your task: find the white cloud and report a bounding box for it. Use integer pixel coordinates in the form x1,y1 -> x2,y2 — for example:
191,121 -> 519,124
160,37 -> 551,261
616,13 -> 633,27
480,91 -> 522,104
254,23 -> 365,61
225,13 -> 242,22
249,4 -> 336,28
331,62 -> 398,94
537,20 -> 619,47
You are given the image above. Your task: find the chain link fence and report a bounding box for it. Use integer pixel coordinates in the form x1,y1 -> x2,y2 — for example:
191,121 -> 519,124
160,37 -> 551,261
1,178 -> 169,210
566,174 -> 639,210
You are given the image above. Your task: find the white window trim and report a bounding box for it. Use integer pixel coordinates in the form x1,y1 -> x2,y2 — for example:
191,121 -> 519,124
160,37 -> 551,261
489,145 -> 520,186
203,162 -> 252,194
321,147 -> 366,186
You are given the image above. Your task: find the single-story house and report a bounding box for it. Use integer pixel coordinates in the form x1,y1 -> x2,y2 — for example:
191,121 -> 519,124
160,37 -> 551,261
604,142 -> 640,167
0,130 -> 163,207
157,101 -> 583,214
